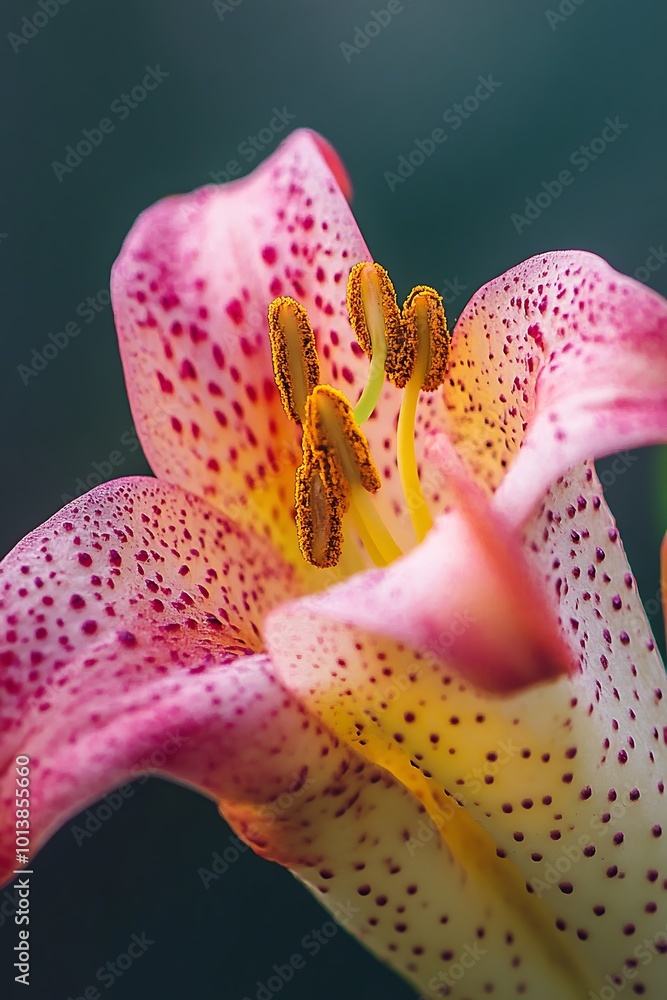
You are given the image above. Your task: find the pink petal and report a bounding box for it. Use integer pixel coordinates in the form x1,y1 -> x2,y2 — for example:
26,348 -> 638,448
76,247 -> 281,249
662,531 -> 667,648
0,487 -> 592,997
112,129 -> 370,558
443,251 -> 667,522
267,462 -> 667,993
0,476 -> 302,882
374,466 -> 667,993
266,459 -> 572,697
111,128 -> 446,561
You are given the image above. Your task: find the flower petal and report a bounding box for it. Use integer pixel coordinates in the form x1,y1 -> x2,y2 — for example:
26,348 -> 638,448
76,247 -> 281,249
111,128 -> 447,566
267,459 -> 572,696
111,130 -> 369,561
268,464 -> 667,994
288,776 -> 592,1000
662,530 -> 667,648
0,476 -> 302,882
444,251 -> 667,522
0,484 -> 591,998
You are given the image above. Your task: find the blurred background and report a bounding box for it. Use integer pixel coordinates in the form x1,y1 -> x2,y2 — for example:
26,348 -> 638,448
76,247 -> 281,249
1,1 -> 666,997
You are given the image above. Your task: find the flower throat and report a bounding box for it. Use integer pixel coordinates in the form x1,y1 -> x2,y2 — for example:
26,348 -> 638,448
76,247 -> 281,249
267,263 -> 450,570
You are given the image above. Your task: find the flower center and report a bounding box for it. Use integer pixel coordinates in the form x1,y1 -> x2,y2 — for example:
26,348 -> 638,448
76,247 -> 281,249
267,263 -> 451,569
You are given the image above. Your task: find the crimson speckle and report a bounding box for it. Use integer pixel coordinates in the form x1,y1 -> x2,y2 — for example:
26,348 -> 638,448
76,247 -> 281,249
226,299 -> 244,324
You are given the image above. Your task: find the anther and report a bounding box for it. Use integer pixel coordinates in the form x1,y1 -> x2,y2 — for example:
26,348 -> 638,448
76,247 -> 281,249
400,285 -> 451,391
295,445 -> 346,569
306,385 -> 381,495
295,386 -> 401,569
395,286 -> 450,544
347,261 -> 401,360
267,297 -> 320,423
347,263 -> 401,423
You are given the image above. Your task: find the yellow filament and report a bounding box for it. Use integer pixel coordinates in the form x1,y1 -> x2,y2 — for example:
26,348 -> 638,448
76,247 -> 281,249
397,287 -> 450,542
266,264 -> 449,570
296,385 -> 402,569
347,262 -> 401,424
350,485 -> 402,566
267,297 -> 320,423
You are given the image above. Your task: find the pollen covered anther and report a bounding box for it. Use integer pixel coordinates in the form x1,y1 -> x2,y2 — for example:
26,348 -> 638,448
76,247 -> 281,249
306,386 -> 381,494
346,261 -> 401,360
295,446 -> 347,569
267,296 -> 320,423
395,286 -> 449,544
347,263 -> 403,424
295,385 -> 400,569
401,285 -> 451,391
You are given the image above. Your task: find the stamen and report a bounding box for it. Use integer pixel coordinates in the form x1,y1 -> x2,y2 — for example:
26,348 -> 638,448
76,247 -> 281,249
307,385 -> 381,494
347,262 -> 401,424
299,385 -> 402,568
295,445 -> 346,569
267,296 -> 320,423
401,285 -> 451,391
397,286 -> 451,542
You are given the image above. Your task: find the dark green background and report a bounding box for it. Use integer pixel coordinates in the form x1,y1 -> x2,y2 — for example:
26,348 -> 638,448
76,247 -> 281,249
1,1 -> 666,998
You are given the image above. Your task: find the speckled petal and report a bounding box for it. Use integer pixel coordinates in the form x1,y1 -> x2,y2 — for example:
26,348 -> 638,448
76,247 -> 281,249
662,532 -> 667,647
288,773 -> 591,1000
111,131 -> 359,562
111,129 -> 447,565
267,464 -> 667,995
0,476 -> 302,882
0,487 -> 596,999
444,251 -> 667,522
266,464 -> 572,696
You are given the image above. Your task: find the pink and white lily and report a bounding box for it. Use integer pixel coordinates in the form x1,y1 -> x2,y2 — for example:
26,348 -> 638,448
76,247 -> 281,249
2,128 -> 667,998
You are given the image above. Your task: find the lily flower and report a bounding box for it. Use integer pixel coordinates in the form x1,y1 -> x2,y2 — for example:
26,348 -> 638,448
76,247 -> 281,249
2,128 -> 667,998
